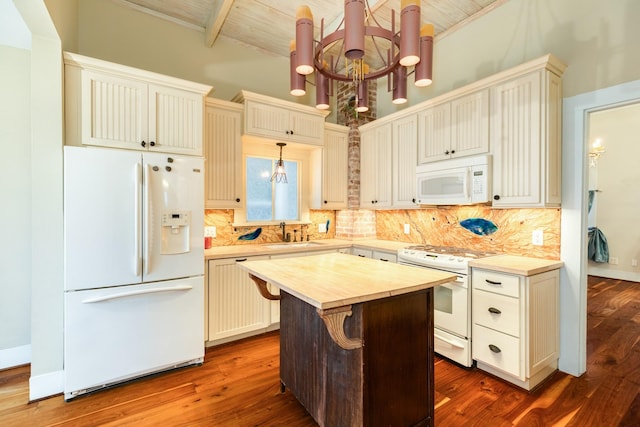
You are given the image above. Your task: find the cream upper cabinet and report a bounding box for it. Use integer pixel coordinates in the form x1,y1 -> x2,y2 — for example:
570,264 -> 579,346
392,115 -> 418,208
418,90 -> 489,164
234,91 -> 328,146
313,123 -> 349,209
64,52 -> 211,155
204,99 -> 243,209
490,68 -> 563,207
360,123 -> 393,208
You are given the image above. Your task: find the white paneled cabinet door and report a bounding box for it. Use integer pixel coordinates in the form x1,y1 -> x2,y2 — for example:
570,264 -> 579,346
148,84 -> 203,155
243,99 -> 324,145
450,89 -> 490,158
81,70 -> 149,150
392,115 -> 418,207
322,124 -> 349,209
208,256 -> 271,343
360,124 -> 392,208
204,99 -> 243,208
417,103 -> 450,163
491,71 -> 542,206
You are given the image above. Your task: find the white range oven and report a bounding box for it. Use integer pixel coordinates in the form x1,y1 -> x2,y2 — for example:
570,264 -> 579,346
397,245 -> 495,367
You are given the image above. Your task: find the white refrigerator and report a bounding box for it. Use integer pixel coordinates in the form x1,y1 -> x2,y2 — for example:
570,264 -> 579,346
63,146 -> 204,400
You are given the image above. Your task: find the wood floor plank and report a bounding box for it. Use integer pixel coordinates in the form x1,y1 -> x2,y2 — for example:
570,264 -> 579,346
0,276 -> 638,426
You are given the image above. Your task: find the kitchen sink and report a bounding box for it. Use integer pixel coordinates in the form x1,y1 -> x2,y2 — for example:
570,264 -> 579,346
264,242 -> 323,249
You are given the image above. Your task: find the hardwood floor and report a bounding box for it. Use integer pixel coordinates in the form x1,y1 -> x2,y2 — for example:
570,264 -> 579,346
1,276 -> 638,426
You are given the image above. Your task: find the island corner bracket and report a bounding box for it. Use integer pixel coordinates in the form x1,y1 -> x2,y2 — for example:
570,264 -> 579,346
249,274 -> 281,301
317,306 -> 363,350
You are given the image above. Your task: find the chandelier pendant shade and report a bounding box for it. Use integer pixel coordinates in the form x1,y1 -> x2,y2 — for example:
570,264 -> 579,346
291,0 -> 434,110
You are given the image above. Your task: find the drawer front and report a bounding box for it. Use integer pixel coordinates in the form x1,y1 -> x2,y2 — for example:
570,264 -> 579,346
472,269 -> 520,298
472,290 -> 520,337
473,324 -> 521,377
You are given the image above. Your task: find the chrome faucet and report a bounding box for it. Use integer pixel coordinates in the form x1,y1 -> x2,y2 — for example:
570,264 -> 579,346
280,221 -> 286,241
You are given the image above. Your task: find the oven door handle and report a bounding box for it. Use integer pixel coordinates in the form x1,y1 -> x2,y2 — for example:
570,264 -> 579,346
435,333 -> 465,349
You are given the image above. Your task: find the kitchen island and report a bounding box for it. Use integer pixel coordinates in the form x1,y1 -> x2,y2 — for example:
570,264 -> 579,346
237,252 -> 456,427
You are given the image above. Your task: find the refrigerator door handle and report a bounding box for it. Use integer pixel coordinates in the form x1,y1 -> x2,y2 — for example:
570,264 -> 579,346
81,285 -> 194,304
144,163 -> 151,276
135,162 -> 142,277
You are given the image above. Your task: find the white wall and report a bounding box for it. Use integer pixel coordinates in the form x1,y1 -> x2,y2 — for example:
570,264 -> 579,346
5,0 -> 65,400
378,0 -> 640,117
0,37 -> 32,368
588,103 -> 640,281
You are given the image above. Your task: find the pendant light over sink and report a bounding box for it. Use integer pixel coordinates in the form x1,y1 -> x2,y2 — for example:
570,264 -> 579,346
271,142 -> 288,184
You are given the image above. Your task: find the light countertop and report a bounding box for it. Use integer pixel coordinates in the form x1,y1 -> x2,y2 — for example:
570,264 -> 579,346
469,255 -> 564,276
204,238 -> 408,260
237,252 -> 456,310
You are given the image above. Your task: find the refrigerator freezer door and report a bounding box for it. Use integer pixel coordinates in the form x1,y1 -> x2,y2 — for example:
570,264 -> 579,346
64,147 -> 143,291
142,153 -> 204,282
64,276 -> 204,400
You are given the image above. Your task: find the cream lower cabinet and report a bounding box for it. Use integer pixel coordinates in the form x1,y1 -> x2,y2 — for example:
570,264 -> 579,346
64,52 -> 211,155
351,247 -> 397,263
207,256 -> 271,345
471,268 -> 559,390
204,99 -> 243,208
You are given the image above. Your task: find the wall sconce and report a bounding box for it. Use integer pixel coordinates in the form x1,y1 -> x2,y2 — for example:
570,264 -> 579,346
271,142 -> 288,183
589,138 -> 605,167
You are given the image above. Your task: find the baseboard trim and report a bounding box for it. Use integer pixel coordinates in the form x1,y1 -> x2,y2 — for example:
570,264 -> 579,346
588,267 -> 640,283
0,344 -> 31,370
29,369 -> 64,401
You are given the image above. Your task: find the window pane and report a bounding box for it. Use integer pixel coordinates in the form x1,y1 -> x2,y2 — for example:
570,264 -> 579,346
246,157 -> 272,221
274,160 -> 298,220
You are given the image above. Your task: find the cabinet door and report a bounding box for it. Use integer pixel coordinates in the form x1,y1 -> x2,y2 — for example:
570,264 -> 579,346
204,102 -> 243,208
417,103 -> 450,163
322,126 -> 349,208
207,256 -> 270,343
393,115 -> 418,207
450,89 -> 489,158
244,100 -> 290,139
289,110 -> 325,145
149,85 -> 204,155
81,70 -> 148,150
491,71 -> 542,206
360,124 -> 392,208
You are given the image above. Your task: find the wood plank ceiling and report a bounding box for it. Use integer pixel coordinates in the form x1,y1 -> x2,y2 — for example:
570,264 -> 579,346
116,0 -> 505,64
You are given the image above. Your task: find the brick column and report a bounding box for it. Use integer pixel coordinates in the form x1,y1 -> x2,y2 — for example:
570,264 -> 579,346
336,81 -> 377,239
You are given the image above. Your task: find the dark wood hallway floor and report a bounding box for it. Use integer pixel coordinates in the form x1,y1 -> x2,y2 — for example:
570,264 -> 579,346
1,276 -> 638,426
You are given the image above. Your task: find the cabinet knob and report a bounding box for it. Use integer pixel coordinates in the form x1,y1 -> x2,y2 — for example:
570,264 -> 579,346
141,141 -> 146,147
324,200 -> 328,204
493,195 -> 500,201
451,149 -> 455,154
444,150 -> 450,155
165,166 -> 172,172
412,198 -> 416,203
489,344 -> 502,353
150,141 -> 155,146
167,157 -> 173,163
236,198 -> 241,203
488,307 -> 502,314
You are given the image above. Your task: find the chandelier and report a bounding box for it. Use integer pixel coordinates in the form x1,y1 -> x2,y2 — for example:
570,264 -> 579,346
290,0 -> 434,112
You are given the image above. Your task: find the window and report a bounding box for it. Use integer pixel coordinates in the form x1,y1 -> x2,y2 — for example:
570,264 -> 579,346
245,156 -> 299,222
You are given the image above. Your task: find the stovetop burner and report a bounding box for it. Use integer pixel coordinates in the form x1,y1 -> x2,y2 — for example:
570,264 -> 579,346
404,245 -> 496,259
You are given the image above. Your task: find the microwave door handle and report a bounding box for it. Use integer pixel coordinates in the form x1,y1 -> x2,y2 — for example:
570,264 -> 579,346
465,167 -> 471,201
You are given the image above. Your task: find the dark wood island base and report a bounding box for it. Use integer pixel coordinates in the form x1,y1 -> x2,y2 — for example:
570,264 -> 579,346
279,288 -> 434,427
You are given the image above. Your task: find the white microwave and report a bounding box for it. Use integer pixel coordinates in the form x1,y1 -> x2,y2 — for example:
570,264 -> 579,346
416,155 -> 491,205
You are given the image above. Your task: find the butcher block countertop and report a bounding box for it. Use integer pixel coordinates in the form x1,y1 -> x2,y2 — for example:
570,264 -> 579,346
469,255 -> 564,276
237,252 -> 456,310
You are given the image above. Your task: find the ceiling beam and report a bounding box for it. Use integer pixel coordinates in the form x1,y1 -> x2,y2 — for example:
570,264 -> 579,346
205,0 -> 234,47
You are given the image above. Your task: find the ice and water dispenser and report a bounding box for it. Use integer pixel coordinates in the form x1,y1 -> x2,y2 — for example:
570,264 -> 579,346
161,210 -> 191,254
